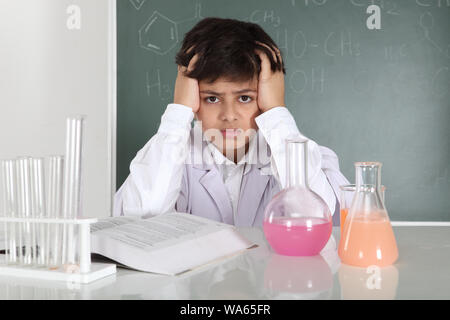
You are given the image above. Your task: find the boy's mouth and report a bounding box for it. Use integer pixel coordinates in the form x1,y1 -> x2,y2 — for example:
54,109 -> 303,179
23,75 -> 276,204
220,128 -> 242,138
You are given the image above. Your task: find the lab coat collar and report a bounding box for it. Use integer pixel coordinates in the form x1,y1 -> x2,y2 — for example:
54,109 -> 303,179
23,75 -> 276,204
235,165 -> 271,226
196,156 -> 270,226
198,168 -> 234,224
189,122 -> 272,225
206,131 -> 259,176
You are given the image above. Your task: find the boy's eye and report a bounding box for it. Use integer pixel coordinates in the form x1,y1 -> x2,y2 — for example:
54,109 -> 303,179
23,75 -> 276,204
205,96 -> 219,104
204,95 -> 253,104
239,95 -> 252,103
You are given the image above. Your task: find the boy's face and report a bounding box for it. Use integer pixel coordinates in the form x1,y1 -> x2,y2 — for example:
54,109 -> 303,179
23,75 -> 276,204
196,76 -> 260,160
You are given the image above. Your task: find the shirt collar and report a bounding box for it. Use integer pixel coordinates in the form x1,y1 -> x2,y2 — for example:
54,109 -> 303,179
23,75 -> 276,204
190,121 -> 271,171
206,132 -> 259,171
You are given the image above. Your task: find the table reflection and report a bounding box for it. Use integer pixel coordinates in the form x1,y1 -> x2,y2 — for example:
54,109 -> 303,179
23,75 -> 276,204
0,273 -> 116,299
263,254 -> 334,299
261,234 -> 340,300
338,264 -> 399,299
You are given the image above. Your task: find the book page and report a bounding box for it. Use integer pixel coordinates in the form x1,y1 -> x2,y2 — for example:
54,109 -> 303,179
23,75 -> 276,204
92,213 -> 227,251
91,216 -> 139,232
90,212 -> 255,275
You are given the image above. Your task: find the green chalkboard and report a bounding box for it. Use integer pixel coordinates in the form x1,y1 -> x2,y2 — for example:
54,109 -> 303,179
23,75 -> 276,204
117,0 -> 450,221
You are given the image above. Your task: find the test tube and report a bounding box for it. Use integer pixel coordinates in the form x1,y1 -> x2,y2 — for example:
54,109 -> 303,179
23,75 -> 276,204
62,116 -> 85,266
5,160 -> 20,265
0,160 -> 8,264
47,156 -> 64,269
1,160 -> 16,264
30,158 -> 46,266
16,157 -> 33,265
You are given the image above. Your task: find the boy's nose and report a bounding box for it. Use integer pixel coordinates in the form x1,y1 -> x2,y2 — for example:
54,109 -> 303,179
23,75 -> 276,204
220,103 -> 238,122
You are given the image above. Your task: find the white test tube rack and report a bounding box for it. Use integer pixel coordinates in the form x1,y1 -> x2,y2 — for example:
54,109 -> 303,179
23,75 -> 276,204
0,217 -> 116,284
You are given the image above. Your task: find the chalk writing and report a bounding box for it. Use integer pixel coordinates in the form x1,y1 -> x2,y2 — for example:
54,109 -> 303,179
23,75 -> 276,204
325,31 -> 361,57
416,0 -> 450,7
129,0 -> 146,10
250,10 -> 281,28
289,68 -> 326,94
139,4 -> 203,55
384,44 -> 408,62
146,69 -> 173,101
419,11 -> 450,58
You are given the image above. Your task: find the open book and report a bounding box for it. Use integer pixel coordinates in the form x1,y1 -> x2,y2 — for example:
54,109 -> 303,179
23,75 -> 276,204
90,212 -> 256,275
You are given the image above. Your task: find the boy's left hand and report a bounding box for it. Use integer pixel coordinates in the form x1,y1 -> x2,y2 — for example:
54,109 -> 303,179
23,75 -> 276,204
255,42 -> 285,113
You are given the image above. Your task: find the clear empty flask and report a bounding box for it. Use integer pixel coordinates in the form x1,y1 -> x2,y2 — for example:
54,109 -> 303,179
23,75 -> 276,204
339,184 -> 386,235
263,139 -> 332,256
338,162 -> 398,268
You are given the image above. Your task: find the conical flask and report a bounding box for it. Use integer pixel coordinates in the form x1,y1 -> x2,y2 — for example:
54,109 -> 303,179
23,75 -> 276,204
263,139 -> 332,256
338,162 -> 398,267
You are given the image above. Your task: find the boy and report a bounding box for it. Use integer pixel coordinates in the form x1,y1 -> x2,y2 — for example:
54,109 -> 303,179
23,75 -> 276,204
114,18 -> 350,227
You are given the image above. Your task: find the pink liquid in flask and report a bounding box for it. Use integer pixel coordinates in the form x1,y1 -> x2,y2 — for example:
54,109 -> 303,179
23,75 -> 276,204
263,217 -> 332,256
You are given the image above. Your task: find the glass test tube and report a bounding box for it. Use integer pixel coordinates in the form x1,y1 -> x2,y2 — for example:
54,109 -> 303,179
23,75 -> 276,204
62,116 -> 85,266
47,156 -> 64,269
5,160 -> 20,265
0,160 -> 8,264
1,160 -> 16,264
16,157 -> 33,265
30,158 -> 46,266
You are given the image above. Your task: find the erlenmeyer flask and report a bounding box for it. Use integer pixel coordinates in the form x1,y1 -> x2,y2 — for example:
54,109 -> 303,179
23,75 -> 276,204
338,162 -> 398,267
263,139 -> 332,256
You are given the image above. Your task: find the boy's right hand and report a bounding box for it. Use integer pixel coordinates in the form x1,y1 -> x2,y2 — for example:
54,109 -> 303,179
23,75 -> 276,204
174,52 -> 200,113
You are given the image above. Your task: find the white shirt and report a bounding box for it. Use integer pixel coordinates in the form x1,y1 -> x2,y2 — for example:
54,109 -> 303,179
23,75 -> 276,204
115,103 -> 339,219
206,133 -> 258,224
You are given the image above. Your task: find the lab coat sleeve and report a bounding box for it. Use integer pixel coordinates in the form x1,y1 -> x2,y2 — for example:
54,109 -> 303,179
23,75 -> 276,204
113,103 -> 194,217
254,106 -> 338,216
319,145 -> 351,207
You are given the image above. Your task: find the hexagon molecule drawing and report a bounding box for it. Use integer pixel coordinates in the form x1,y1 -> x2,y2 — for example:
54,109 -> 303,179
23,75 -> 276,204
129,0 -> 146,11
139,11 -> 178,55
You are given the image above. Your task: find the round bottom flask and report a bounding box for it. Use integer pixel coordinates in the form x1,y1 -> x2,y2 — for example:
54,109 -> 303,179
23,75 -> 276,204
263,139 -> 332,256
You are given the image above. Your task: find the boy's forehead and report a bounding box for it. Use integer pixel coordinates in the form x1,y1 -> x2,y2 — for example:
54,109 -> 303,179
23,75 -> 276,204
199,76 -> 257,92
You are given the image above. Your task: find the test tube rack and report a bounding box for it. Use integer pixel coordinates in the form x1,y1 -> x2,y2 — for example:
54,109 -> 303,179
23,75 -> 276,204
0,217 -> 116,284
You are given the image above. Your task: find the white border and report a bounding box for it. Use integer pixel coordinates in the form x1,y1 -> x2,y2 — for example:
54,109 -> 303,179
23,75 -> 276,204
108,0 -> 117,216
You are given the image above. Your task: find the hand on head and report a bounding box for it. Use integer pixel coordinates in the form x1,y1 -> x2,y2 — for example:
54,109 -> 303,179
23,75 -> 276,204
174,47 -> 201,113
174,42 -> 285,115
254,42 -> 286,113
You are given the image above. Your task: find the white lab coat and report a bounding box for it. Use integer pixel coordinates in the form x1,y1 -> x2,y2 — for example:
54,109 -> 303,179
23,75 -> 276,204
114,104 -> 350,227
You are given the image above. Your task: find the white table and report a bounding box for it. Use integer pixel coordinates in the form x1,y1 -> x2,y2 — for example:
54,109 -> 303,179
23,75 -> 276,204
0,226 -> 449,299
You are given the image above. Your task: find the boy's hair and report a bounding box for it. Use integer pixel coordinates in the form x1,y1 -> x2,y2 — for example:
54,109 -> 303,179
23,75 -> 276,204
175,17 -> 286,83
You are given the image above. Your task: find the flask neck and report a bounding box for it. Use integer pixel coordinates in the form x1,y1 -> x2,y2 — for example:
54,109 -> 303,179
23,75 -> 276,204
285,139 -> 309,189
355,162 -> 382,191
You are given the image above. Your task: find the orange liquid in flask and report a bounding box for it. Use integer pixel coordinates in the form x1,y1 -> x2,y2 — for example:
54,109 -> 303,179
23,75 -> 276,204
340,208 -> 348,235
338,211 -> 398,268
